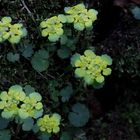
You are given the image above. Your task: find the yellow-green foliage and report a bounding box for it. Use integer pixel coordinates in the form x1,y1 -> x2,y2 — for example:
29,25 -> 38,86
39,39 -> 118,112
0,85 -> 43,119
40,15 -> 67,42
37,113 -> 61,134
71,50 -> 112,85
18,92 -> 43,119
64,3 -> 98,31
0,17 -> 27,44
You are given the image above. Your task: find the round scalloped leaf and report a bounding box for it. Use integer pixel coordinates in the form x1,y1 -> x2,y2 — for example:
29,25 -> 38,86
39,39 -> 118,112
0,92 -> 8,100
40,21 -> 47,28
66,15 -> 74,23
33,109 -> 43,119
96,75 -> 105,83
130,6 -> 140,20
75,68 -> 86,78
22,118 -> 34,131
85,20 -> 93,28
7,52 -> 20,63
0,129 -> 11,140
24,85 -> 35,95
68,103 -> 90,127
31,49 -> 49,72
22,44 -> 34,58
74,23 -> 85,31
9,36 -> 21,44
32,124 -> 40,133
1,111 -> 14,119
0,117 -> 10,130
2,17 -> 12,23
103,68 -> 112,76
58,14 -> 67,23
60,131 -> 72,140
71,53 -> 81,67
18,109 -> 29,119
9,85 -> 23,92
84,50 -> 96,58
57,48 -> 71,59
101,54 -> 112,65
60,35 -> 68,45
35,102 -> 43,110
60,84 -> 73,102
84,75 -> 93,85
29,92 -> 42,101
48,34 -> 60,42
38,133 -> 51,140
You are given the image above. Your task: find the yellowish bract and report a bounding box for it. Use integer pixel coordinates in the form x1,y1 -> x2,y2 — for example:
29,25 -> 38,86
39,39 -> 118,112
0,17 -> 27,44
72,50 -> 112,85
40,15 -> 66,42
64,3 -> 98,31
37,113 -> 61,134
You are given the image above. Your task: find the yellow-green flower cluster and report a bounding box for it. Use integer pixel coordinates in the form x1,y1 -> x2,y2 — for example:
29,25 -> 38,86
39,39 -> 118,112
40,15 -> 67,42
72,50 -> 112,85
18,92 -> 43,119
64,3 -> 98,31
37,113 -> 61,134
0,85 -> 43,119
0,17 -> 27,44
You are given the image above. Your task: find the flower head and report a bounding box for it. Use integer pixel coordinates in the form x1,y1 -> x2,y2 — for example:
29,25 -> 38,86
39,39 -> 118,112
40,15 -> 66,42
64,3 -> 98,31
71,50 -> 112,85
0,17 -> 27,44
37,113 -> 61,134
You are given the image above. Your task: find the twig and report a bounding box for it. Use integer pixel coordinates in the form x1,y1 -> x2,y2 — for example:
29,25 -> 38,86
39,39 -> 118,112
20,0 -> 35,23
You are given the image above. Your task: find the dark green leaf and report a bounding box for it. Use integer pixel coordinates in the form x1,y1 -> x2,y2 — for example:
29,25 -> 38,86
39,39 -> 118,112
60,84 -> 73,102
68,103 -> 90,127
7,52 -> 20,63
0,129 -> 11,140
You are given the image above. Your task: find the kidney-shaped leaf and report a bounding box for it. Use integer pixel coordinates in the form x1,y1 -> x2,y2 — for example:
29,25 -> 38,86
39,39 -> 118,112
31,49 -> 49,72
68,103 -> 90,127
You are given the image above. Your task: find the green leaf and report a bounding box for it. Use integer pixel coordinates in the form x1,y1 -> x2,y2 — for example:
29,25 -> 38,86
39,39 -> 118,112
22,44 -> 34,58
75,68 -> 86,78
60,84 -> 73,102
68,103 -> 90,127
0,129 -> 11,140
96,75 -> 104,83
0,117 -> 10,130
93,80 -> 104,89
32,124 -> 40,133
48,34 -> 59,42
1,111 -> 14,119
18,109 -> 29,119
71,53 -> 81,67
101,54 -> 112,65
24,85 -> 35,95
50,90 -> 59,102
38,133 -> 51,140
57,48 -> 71,59
130,6 -> 140,20
103,68 -> 112,76
60,35 -> 68,45
84,75 -> 93,85
29,92 -> 42,101
31,49 -> 49,72
74,23 -> 85,31
7,52 -> 20,63
34,109 -> 43,119
58,14 -> 67,23
60,132 -> 72,140
22,118 -> 34,131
